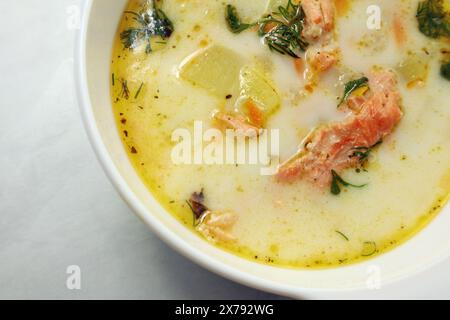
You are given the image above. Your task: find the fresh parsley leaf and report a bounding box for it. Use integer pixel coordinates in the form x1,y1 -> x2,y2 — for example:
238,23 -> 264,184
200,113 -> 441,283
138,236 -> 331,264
338,77 -> 369,107
225,4 -> 254,33
351,140 -> 383,163
330,170 -> 367,195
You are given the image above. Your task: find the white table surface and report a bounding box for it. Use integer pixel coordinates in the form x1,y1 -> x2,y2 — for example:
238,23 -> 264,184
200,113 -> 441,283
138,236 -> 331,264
1,0 -> 450,300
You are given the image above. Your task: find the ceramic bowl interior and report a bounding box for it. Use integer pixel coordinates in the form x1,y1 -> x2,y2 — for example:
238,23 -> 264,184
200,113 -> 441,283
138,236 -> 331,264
77,0 -> 450,298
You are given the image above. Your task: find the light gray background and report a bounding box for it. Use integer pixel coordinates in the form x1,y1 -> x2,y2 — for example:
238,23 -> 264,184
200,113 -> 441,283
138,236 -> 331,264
1,0 -> 450,300
0,0 -> 283,299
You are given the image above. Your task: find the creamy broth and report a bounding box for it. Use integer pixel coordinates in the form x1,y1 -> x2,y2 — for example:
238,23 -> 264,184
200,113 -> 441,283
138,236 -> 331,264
111,0 -> 450,268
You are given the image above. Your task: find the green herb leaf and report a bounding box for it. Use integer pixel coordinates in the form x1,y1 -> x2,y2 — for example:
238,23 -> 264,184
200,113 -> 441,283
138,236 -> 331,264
330,170 -> 367,195
441,60 -> 450,80
120,0 -> 174,54
225,4 -> 254,33
225,0 -> 308,58
120,79 -> 130,100
259,0 -> 308,58
416,0 -> 450,39
351,140 -> 383,163
338,77 -> 369,107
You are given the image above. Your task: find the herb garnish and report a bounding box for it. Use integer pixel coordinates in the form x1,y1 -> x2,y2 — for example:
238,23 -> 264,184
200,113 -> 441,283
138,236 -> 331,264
416,0 -> 450,39
120,79 -> 130,99
258,0 -> 309,58
335,230 -> 349,241
351,140 -> 383,164
441,60 -> 450,80
187,189 -> 210,225
338,77 -> 369,107
120,0 -> 174,54
225,0 -> 309,58
416,1 -> 450,81
330,170 -> 367,195
225,4 -> 253,33
134,82 -> 145,99
361,241 -> 377,257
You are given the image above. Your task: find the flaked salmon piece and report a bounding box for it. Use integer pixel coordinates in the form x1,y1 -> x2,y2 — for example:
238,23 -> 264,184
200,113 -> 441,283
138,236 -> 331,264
346,94 -> 368,113
214,111 -> 261,137
320,0 -> 334,32
196,211 -> 238,243
302,0 -> 323,25
309,51 -> 337,73
277,70 -> 403,187
301,0 -> 335,40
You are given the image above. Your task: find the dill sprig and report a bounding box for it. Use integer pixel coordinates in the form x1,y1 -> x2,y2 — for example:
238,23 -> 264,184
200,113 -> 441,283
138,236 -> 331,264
258,0 -> 308,58
120,0 -> 174,54
225,0 -> 309,58
120,78 -> 130,99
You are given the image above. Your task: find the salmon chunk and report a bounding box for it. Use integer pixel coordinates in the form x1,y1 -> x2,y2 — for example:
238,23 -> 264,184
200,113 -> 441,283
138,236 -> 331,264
309,51 -> 337,73
301,0 -> 335,40
214,111 -> 261,137
277,71 -> 403,187
196,211 -> 238,243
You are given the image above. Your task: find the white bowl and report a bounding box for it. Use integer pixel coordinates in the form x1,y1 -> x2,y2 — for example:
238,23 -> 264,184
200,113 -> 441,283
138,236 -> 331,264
76,0 -> 450,299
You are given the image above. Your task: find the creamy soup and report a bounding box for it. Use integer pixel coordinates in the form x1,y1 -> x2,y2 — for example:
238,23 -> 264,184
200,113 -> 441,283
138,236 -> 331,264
111,0 -> 450,268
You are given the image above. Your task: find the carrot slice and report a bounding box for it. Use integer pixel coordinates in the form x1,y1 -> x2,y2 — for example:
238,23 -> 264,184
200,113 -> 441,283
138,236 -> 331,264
393,14 -> 407,46
245,100 -> 264,127
294,58 -> 304,76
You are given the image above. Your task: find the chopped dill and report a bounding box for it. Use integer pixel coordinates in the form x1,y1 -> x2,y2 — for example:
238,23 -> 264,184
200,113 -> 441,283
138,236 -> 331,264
335,231 -> 350,241
135,82 -> 145,99
225,0 -> 308,58
120,79 -> 130,100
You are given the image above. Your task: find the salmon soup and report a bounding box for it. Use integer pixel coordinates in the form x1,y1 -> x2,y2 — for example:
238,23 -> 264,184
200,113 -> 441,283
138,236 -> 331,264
111,0 -> 450,268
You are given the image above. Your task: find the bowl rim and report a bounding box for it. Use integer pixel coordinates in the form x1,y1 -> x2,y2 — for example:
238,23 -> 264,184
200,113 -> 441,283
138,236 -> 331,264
75,0 -> 450,299
75,0 -> 306,299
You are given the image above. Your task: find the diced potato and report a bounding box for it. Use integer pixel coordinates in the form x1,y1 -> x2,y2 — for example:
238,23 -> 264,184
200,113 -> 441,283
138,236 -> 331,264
397,52 -> 430,86
228,0 -> 270,20
179,45 -> 244,97
239,66 -> 280,115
